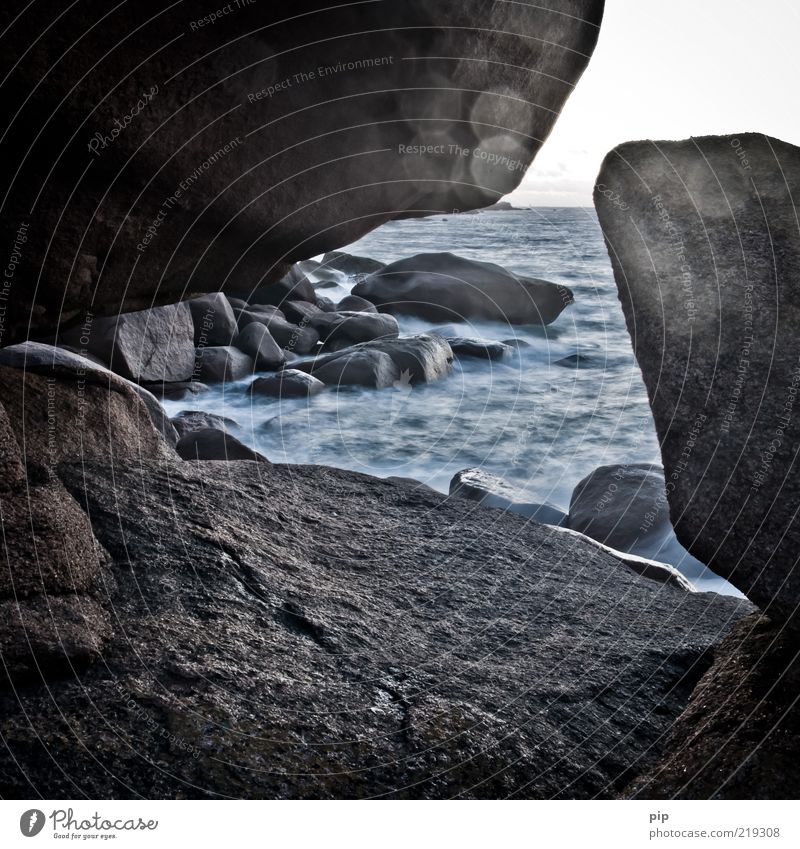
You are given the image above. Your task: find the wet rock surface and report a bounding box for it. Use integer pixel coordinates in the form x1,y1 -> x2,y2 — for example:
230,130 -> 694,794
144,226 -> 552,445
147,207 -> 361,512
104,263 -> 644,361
0,460 -> 750,799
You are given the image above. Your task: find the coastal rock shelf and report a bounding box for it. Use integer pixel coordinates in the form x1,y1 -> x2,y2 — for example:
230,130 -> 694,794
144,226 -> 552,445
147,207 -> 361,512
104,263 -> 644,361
0,459 -> 750,799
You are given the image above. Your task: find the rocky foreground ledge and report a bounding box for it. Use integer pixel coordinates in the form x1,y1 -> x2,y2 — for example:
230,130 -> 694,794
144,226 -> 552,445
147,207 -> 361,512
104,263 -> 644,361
0,451 -> 749,799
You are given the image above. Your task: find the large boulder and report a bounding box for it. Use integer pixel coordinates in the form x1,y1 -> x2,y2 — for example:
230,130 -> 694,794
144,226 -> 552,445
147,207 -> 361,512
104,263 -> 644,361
188,293 -> 238,346
194,346 -> 254,383
175,428 -> 268,462
568,464 -> 714,587
296,348 -> 401,389
261,316 -> 320,355
310,311 -> 400,349
60,302 -> 195,383
0,351 -> 175,463
0,406 -> 106,600
249,370 -> 325,398
337,295 -> 378,314
233,323 -> 285,370
293,334 -> 452,386
595,134 -> 800,623
0,459 -> 750,798
353,253 -> 573,324
363,334 -> 454,383
0,1 -> 605,342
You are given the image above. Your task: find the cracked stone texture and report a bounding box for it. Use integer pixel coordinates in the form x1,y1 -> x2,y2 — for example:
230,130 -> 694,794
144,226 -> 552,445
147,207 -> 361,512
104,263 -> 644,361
0,0 -> 604,341
0,460 -> 751,799
624,614 -> 800,799
594,134 -> 800,625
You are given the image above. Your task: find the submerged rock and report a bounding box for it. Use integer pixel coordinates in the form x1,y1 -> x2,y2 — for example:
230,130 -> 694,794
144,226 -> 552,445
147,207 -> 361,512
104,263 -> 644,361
595,134 -> 800,623
0,459 -> 750,799
353,253 -> 573,325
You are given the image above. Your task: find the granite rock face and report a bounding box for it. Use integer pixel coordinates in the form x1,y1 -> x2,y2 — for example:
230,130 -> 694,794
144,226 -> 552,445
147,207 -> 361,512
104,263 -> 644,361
0,460 -> 750,799
595,134 -> 800,624
624,614 -> 800,799
0,0 -> 604,341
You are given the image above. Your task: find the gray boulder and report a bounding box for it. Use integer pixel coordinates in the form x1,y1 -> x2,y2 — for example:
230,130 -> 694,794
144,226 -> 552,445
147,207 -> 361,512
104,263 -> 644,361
281,300 -> 324,324
60,302 -> 195,383
0,342 -> 176,457
3,1 -> 604,342
249,370 -> 325,398
568,464 -> 711,585
262,316 -> 320,355
595,134 -> 800,623
195,346 -> 254,383
361,334 -> 453,384
353,253 -> 573,325
176,428 -> 267,462
310,311 -> 400,348
233,323 -> 285,370
171,411 -> 239,439
188,293 -> 238,346
296,349 -> 400,389
246,273 -> 316,307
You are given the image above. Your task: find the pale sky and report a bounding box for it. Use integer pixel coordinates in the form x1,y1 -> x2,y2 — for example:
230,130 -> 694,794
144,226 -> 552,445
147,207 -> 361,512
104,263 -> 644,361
506,0 -> 800,207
